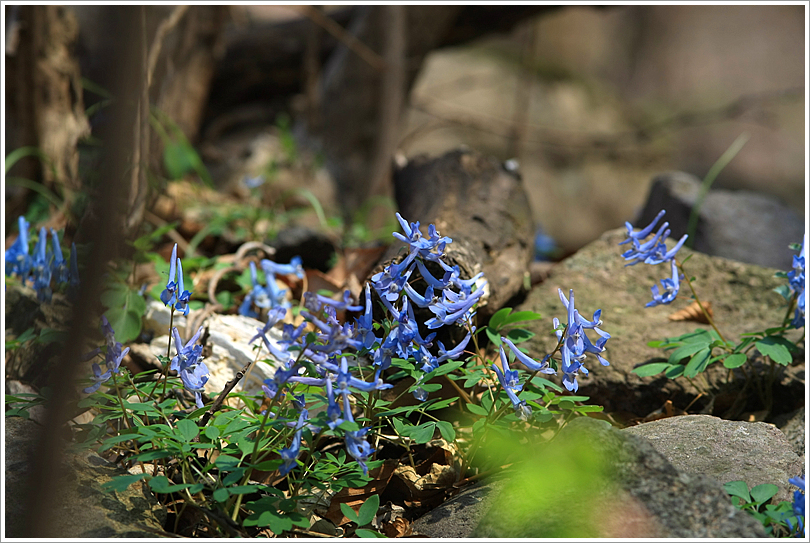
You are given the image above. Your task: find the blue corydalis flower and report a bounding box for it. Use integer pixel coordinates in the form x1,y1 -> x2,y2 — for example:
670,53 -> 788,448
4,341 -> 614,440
278,410 -> 307,476
160,244 -> 179,306
620,209 -> 687,307
646,258 -> 683,307
5,216 -> 31,277
492,357 -> 532,421
340,393 -> 374,476
788,475 -> 805,537
83,317 -> 130,394
170,326 -> 204,372
554,289 -> 610,392
173,259 -> 192,316
788,235 -> 805,329
620,209 -> 688,267
261,256 -> 304,279
501,336 -> 555,375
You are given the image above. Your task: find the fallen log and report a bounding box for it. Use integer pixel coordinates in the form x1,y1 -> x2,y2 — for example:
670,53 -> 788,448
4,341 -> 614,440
370,148 -> 535,324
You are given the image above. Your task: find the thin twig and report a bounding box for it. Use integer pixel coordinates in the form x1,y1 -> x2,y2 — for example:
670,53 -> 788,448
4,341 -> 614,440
146,5 -> 190,89
292,5 -> 386,71
198,360 -> 252,427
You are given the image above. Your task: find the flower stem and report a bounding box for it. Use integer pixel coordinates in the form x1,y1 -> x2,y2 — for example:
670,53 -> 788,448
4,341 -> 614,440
677,260 -> 728,346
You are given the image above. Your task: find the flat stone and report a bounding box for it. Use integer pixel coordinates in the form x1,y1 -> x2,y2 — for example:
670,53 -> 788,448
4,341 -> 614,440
623,414 -> 804,502
4,416 -> 166,537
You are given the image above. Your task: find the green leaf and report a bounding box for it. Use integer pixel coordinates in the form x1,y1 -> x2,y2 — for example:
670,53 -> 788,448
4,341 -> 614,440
204,426 -> 220,440
683,348 -> 711,378
631,362 -> 671,377
504,328 -> 534,344
163,141 -> 197,180
213,487 -> 230,502
724,480 -> 751,502
410,422 -> 436,444
357,494 -> 380,526
466,403 -> 488,416
100,473 -> 149,493
723,353 -> 747,369
755,337 -> 793,366
501,310 -> 542,326
750,483 -> 779,504
251,459 -> 283,472
148,475 -> 192,494
427,360 -> 464,377
668,341 -> 711,364
103,287 -> 146,344
436,420 -> 456,442
340,502 -> 360,524
131,450 -> 171,462
488,307 -> 513,331
175,419 -> 199,441
664,364 -> 685,378
485,327 -> 502,346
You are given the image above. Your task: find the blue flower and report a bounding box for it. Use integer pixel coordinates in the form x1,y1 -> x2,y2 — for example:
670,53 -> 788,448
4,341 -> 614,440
314,290 -> 363,313
393,212 -> 452,260
501,336 -> 556,374
160,244 -> 179,306
170,326 -> 204,372
788,235 -> 805,329
83,317 -> 130,393
5,216 -> 31,277
340,393 -> 374,476
278,410 -> 307,476
620,209 -> 688,267
173,259 -> 192,316
354,283 -> 378,350
554,289 -> 610,392
645,259 -> 683,307
32,227 -> 53,301
180,360 -> 210,409
261,256 -> 304,279
325,378 -> 345,430
492,356 -> 532,421
49,229 -> 69,284
788,475 -> 805,537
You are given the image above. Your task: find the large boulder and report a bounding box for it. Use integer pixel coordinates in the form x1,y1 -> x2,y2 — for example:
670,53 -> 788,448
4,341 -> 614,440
5,416 -> 167,537
635,171 -> 804,270
623,414 -> 804,503
414,417 -> 767,537
514,226 -> 804,420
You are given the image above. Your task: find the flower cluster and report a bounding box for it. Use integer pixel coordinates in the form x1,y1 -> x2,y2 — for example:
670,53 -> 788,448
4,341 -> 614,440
160,244 -> 192,316
239,256 -> 303,318
619,209 -> 688,307
171,326 -> 210,409
244,212 -> 487,476
787,235 -> 805,329
83,316 -> 130,394
5,216 -> 80,302
788,475 -> 805,537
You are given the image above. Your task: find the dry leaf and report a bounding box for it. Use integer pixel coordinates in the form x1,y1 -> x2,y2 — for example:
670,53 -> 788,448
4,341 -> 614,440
382,518 -> 413,538
668,300 -> 713,324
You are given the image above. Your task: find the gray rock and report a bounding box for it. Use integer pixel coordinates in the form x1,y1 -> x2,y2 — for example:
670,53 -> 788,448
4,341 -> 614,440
515,227 -> 804,418
464,417 -> 766,538
636,171 -> 804,270
623,414 -> 803,503
4,416 -> 166,537
412,476 -> 507,538
775,407 -> 806,461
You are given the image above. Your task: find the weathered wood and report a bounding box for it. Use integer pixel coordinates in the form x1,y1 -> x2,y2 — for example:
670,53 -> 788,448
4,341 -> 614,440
376,148 -> 535,322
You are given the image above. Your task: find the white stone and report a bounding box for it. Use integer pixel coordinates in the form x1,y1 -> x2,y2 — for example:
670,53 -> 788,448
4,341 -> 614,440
149,313 -> 289,399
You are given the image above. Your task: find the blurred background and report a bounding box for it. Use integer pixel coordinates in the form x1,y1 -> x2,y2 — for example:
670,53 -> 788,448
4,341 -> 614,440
5,4 -> 806,256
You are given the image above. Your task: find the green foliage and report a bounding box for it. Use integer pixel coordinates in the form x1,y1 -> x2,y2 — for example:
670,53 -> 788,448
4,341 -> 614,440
724,480 -> 802,537
101,282 -> 147,344
485,307 -> 542,346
